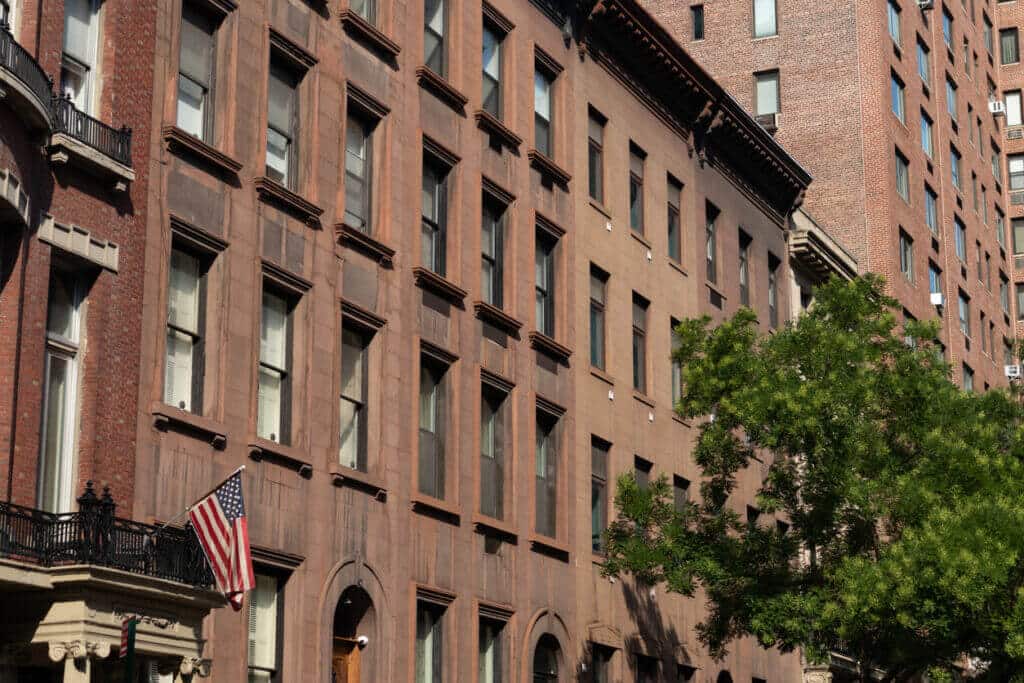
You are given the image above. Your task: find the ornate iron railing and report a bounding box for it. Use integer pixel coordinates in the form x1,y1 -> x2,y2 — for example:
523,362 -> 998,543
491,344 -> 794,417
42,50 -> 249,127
0,482 -> 213,590
0,21 -> 53,113
52,95 -> 132,167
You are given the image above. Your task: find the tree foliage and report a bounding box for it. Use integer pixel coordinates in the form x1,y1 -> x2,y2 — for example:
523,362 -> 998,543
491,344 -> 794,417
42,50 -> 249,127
601,275 -> 1024,682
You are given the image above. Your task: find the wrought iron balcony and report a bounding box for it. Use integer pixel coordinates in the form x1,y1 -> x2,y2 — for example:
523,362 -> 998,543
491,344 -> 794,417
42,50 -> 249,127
51,94 -> 132,168
0,482 -> 213,590
0,21 -> 54,130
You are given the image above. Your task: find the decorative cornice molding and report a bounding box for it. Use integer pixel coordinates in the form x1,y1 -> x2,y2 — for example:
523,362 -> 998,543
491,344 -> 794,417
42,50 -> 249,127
346,81 -> 391,120
269,27 -> 318,70
339,9 -> 401,60
415,66 -> 469,112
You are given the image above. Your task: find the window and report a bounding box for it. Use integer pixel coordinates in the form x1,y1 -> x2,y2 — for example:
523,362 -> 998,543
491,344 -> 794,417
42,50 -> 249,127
481,196 -> 505,308
1017,284 -> 1024,321
925,185 -> 938,233
415,601 -> 445,683
629,144 -> 646,234
975,242 -> 982,281
344,112 -> 374,232
39,270 -> 83,514
266,60 -> 300,188
993,144 -> 1002,183
1001,28 -> 1020,64
942,8 -> 953,49
673,475 -> 690,513
963,37 -> 971,77
958,290 -> 971,336
918,39 -> 931,83
955,217 -> 967,260
1009,154 -> 1024,191
632,293 -> 649,393
972,172 -> 979,211
755,70 -> 780,116
590,266 -> 607,370
588,109 -> 605,202
258,287 -> 293,444
768,252 -> 780,328
177,5 -> 217,141
534,66 -> 554,157
692,5 -> 704,40
981,312 -> 988,352
739,230 -> 752,306
963,363 -> 974,391
671,317 -> 683,403
535,229 -> 557,337
753,0 -> 776,37
419,352 -> 449,499
984,14 -> 993,55
946,76 -> 958,121
352,0 -> 376,24
422,155 -> 450,275
482,23 -> 502,118
1006,91 -> 1023,127
480,382 -> 508,519
705,201 -> 719,283
667,177 -> 683,262
899,230 -> 914,281
591,437 -> 609,553
888,0 -> 901,45
1006,340 -> 1015,368
1001,274 -> 1010,314
591,645 -> 613,683
929,262 -> 942,294
1015,218 -> 1024,254
535,409 -> 560,538
61,0 -> 99,112
895,148 -> 910,200
478,617 -> 506,683
424,0 -> 445,75
340,326 -> 370,472
950,145 -> 962,190
891,73 -> 905,123
920,110 -> 933,158
997,208 -> 1006,248
0,0 -> 9,25
637,654 -> 659,683
248,573 -> 281,683
533,636 -> 560,683
165,247 -> 207,414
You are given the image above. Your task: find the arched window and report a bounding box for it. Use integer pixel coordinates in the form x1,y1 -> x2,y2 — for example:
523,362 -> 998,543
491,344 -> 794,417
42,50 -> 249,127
532,634 -> 560,682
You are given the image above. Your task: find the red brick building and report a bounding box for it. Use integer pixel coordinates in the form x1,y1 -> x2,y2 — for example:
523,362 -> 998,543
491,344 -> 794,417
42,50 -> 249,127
997,0 -> 1024,338
646,0 -> 1018,391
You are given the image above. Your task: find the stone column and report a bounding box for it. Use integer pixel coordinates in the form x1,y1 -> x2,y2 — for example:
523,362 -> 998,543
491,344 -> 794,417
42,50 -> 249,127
48,641 -> 89,683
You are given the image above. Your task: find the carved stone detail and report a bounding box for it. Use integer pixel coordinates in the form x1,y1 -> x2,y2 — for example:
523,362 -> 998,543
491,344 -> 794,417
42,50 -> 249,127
180,657 -> 212,677
802,664 -> 833,683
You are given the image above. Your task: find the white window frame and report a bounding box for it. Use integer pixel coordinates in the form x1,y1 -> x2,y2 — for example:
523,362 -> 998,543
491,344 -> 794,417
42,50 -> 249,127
753,0 -> 777,38
248,573 -> 280,683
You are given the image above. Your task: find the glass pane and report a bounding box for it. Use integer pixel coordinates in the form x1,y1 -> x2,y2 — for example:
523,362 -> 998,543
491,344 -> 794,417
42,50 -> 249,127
756,72 -> 779,115
533,71 -> 551,119
180,7 -> 215,84
63,0 -> 95,63
61,59 -> 89,110
425,0 -> 444,36
39,354 -> 72,513
419,365 -> 436,432
177,75 -> 206,138
339,397 -> 360,469
168,249 -> 200,333
482,27 -> 500,80
425,30 -> 443,74
257,367 -> 282,441
482,75 -> 500,117
47,271 -> 78,341
266,128 -> 290,184
753,0 -> 776,37
340,328 -> 364,400
422,166 -> 438,219
590,307 -> 604,367
165,329 -> 194,411
261,291 -> 288,368
268,65 -> 296,133
481,397 -> 494,459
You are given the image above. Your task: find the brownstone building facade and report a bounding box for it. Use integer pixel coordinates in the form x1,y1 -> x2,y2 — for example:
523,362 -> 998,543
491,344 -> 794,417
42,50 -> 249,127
128,0 -> 815,681
0,0 -> 833,681
645,0 -> 1018,390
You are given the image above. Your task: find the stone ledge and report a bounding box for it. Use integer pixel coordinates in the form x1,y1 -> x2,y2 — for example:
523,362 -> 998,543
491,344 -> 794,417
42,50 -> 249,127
37,214 -> 119,272
152,403 -> 227,450
162,125 -> 242,177
340,9 -> 401,60
49,132 -> 136,192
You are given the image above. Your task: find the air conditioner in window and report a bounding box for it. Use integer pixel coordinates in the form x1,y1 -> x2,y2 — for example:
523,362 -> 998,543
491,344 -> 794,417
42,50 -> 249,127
755,112 -> 779,134
1005,364 -> 1022,379
917,0 -> 934,9
930,291 -> 945,307
989,100 -> 1006,116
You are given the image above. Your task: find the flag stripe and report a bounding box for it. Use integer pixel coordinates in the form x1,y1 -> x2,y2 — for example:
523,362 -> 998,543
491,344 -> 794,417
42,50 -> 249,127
187,471 -> 254,612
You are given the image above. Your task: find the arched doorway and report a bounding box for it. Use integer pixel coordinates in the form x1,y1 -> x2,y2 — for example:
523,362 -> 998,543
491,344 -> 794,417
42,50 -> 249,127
532,634 -> 561,683
332,586 -> 376,683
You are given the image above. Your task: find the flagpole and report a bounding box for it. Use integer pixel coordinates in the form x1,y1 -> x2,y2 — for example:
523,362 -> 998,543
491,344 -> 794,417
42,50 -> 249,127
152,465 -> 246,534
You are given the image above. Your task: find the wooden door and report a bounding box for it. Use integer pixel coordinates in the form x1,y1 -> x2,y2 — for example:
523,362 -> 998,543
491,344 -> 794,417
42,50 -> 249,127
332,637 -> 360,683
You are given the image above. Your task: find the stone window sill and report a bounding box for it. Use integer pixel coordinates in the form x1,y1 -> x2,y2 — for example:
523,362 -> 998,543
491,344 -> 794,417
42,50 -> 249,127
152,403 -> 227,450
49,132 -> 136,192
416,66 -> 468,112
472,514 -> 518,543
528,149 -> 571,188
474,109 -> 522,151
335,223 -> 395,266
413,266 -> 467,305
529,534 -> 570,562
329,465 -> 387,501
339,9 -> 401,60
473,300 -> 522,336
529,330 -> 572,364
254,176 -> 324,226
411,493 -> 461,525
162,125 -> 242,177
248,438 -> 313,478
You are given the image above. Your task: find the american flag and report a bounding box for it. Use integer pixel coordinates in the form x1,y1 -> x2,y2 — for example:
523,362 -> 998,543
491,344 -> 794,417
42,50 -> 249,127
188,471 -> 254,610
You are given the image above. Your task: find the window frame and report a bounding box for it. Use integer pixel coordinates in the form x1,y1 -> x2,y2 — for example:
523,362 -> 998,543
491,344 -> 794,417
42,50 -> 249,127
424,0 -> 446,76
176,2 -> 221,142
629,142 -> 646,235
535,227 -> 558,338
589,265 -> 608,370
632,292 -> 649,394
421,151 -> 451,277
533,63 -> 556,158
481,19 -> 503,119
667,176 -> 683,263
257,282 -> 296,445
479,377 -> 509,520
418,348 -> 452,500
266,57 -> 302,190
705,201 -> 720,283
1001,27 -> 1020,64
343,106 -> 378,234
164,242 -> 210,415
534,406 -> 561,539
339,323 -> 372,473
587,107 -> 606,203
481,193 -> 506,309
752,0 -> 777,38
591,436 -> 610,553
754,69 -> 780,116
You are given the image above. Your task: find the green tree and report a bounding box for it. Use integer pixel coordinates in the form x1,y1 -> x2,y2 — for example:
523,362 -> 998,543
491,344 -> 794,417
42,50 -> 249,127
602,275 -> 1024,682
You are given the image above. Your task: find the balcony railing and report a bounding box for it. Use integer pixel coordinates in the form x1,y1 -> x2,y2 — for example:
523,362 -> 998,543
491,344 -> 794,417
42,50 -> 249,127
0,482 -> 212,590
0,21 -> 53,114
52,95 -> 132,167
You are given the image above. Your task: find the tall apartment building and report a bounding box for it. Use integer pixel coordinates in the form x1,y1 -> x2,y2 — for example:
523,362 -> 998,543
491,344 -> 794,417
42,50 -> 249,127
0,1 -> 853,683
646,0 -> 1017,390
997,0 -> 1024,337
